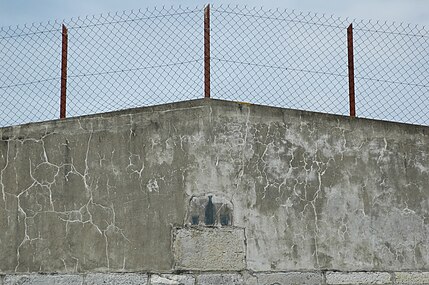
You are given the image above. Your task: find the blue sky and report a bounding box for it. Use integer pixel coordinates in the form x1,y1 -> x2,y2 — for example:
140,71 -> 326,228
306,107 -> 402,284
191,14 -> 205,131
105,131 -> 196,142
0,0 -> 427,127
0,0 -> 428,27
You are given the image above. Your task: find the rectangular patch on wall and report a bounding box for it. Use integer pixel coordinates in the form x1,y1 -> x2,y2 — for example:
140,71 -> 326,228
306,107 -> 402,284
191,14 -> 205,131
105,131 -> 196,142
172,227 -> 246,271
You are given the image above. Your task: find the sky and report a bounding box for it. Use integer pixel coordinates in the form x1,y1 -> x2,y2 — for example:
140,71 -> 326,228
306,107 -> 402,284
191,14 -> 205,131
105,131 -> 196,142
0,0 -> 427,127
0,0 -> 428,28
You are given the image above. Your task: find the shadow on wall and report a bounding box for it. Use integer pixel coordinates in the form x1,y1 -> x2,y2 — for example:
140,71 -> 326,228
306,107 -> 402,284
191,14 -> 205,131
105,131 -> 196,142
187,194 -> 234,227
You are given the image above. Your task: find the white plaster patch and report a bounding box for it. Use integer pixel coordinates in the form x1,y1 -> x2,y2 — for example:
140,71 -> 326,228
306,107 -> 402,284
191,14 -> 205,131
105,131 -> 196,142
146,178 -> 159,192
151,274 -> 195,285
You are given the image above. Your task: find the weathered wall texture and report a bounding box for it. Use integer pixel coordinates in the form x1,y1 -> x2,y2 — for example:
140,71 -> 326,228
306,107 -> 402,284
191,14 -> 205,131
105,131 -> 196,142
2,271 -> 429,285
0,99 -> 428,281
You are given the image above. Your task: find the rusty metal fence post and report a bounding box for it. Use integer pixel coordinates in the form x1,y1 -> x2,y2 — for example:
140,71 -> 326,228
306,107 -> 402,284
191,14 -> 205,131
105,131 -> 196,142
204,4 -> 210,98
60,24 -> 68,119
347,24 -> 356,117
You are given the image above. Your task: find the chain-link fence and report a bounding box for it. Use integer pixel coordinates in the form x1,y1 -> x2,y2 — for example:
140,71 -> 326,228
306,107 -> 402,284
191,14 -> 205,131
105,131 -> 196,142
0,5 -> 428,127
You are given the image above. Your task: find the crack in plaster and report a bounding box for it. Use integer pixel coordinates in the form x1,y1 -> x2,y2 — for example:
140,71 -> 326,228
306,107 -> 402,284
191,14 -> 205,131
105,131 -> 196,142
0,125 -> 130,272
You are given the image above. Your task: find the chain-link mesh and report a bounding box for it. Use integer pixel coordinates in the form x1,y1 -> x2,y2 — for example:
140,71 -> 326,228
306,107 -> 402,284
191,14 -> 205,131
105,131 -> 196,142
0,23 -> 61,126
211,6 -> 350,115
0,5 -> 428,127
0,7 -> 204,127
354,21 -> 428,125
66,7 -> 203,118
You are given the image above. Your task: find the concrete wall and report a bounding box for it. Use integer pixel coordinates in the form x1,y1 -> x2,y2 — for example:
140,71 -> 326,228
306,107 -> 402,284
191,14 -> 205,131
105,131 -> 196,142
0,99 -> 427,284
1,272 -> 429,285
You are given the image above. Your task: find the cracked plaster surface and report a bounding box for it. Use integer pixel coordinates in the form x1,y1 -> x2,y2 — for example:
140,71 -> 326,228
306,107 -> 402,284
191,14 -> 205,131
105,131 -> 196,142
0,99 -> 427,273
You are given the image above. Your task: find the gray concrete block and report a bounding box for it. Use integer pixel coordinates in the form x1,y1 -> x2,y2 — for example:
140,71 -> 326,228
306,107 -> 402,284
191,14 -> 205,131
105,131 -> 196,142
196,274 -> 243,285
326,272 -> 392,284
255,272 -> 323,285
395,272 -> 429,284
173,227 -> 246,271
241,272 -> 257,285
84,273 -> 148,285
150,274 -> 195,285
4,274 -> 83,285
